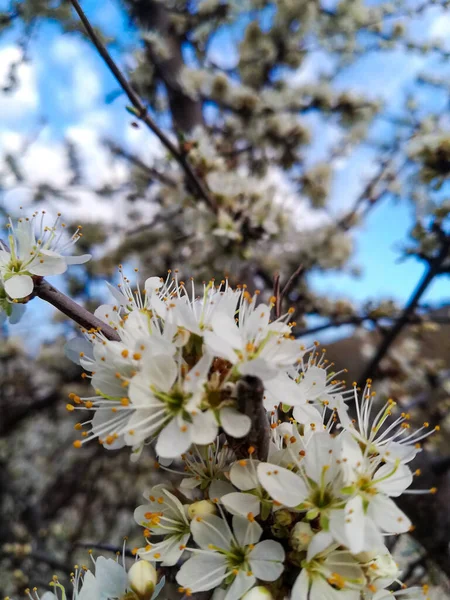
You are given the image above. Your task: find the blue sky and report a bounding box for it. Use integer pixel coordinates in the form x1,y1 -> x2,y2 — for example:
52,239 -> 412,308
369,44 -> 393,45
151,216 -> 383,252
0,0 -> 448,343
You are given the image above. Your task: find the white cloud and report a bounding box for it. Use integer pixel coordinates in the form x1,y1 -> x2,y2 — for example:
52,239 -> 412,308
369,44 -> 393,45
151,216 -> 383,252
51,36 -> 84,65
0,46 -> 39,121
72,62 -> 102,111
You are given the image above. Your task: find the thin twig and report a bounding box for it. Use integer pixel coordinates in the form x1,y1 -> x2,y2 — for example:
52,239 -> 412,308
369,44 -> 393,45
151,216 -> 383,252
273,272 -> 281,319
104,139 -> 178,188
68,0 -> 217,213
359,236 -> 450,385
34,279 -> 120,341
280,264 -> 304,304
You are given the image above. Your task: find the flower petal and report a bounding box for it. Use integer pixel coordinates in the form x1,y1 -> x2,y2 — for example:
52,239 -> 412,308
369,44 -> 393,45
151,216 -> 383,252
176,553 -> 227,593
232,515 -> 262,547
224,570 -> 255,600
4,274 -> 34,299
156,418 -> 192,459
249,540 -> 285,581
191,515 -> 233,550
220,407 -> 251,438
257,463 -> 307,507
221,492 -> 260,517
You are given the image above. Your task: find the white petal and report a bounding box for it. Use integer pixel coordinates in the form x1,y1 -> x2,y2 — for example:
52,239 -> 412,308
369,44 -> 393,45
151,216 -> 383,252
191,514 -> 233,550
292,570 -> 310,600
249,540 -> 285,581
239,358 -> 278,380
211,312 -> 243,349
65,254 -> 91,264
224,570 -> 255,600
204,331 -> 238,364
257,463 -> 307,507
220,407 -> 251,438
94,557 -> 128,598
368,494 -> 412,533
292,403 -> 323,424
245,303 -> 270,338
191,410 -> 218,445
343,495 -> 366,554
145,276 -> 164,292
375,464 -> 413,497
76,570 -> 99,600
306,531 -> 334,562
229,460 -> 259,491
29,254 -> 67,276
311,577 -> 360,600
303,431 -> 335,482
221,492 -> 260,517
264,374 -> 304,407
232,515 -> 262,546
145,353 -> 178,393
64,337 -> 94,365
185,353 -> 213,394
209,479 -> 235,501
8,302 -> 26,324
176,553 -> 227,592
156,418 -> 192,459
4,274 -> 34,299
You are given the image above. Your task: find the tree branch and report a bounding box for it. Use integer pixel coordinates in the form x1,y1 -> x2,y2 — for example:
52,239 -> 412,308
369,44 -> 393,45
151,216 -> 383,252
226,376 -> 270,461
68,0 -> 217,213
359,236 -> 450,385
34,279 -> 120,342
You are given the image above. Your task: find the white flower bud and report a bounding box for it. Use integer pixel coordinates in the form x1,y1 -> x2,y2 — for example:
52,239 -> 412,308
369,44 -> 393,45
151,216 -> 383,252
242,586 -> 273,600
290,521 -> 313,551
188,500 -> 217,519
128,560 -> 157,600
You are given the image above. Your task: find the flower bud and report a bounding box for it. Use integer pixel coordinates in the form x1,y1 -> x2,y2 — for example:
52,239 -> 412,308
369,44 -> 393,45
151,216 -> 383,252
242,586 -> 273,600
128,560 -> 157,600
188,500 -> 217,519
290,521 -> 313,552
273,509 -> 293,527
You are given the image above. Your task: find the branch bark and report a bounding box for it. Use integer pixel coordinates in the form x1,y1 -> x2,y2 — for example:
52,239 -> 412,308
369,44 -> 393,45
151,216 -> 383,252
226,376 -> 271,461
68,0 -> 217,213
129,0 -> 204,132
359,236 -> 450,385
34,279 -> 120,341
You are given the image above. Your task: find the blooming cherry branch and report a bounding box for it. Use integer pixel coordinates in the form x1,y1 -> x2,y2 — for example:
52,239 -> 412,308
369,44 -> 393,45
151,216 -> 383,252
3,212 -> 437,600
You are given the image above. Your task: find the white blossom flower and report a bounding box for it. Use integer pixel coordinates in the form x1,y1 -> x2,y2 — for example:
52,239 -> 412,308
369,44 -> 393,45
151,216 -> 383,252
176,441 -> 235,496
176,514 -> 284,599
292,538 -> 366,600
257,430 -> 346,519
338,382 -> 438,464
0,212 -> 90,299
135,484 -> 191,566
328,433 -> 413,554
203,293 -> 313,408
356,548 -> 401,591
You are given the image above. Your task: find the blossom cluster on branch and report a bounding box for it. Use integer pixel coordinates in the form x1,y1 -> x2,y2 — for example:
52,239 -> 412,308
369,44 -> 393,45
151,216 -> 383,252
58,266 -> 435,600
0,212 -> 90,324
0,214 -> 438,600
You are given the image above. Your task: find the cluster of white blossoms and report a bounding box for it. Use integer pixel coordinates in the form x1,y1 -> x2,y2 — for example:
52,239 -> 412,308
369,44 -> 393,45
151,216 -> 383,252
8,554 -> 165,600
61,269 -> 437,600
0,211 -> 90,324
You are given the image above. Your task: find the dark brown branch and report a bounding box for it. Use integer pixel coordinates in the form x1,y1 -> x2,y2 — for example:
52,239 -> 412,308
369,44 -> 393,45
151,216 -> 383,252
226,376 -> 270,461
273,272 -> 281,319
359,236 -> 450,385
131,0 -> 204,132
34,279 -> 120,341
280,264 -> 304,305
68,0 -> 217,213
